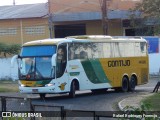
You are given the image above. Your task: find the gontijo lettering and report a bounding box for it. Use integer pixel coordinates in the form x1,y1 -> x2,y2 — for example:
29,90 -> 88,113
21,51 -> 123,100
108,60 -> 130,67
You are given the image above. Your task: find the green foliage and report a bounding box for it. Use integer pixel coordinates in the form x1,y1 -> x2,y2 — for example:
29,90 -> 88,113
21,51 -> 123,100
0,42 -> 21,57
0,79 -> 19,92
129,0 -> 160,36
125,102 -> 151,112
135,0 -> 160,18
121,101 -> 160,120
122,103 -> 151,120
142,93 -> 160,111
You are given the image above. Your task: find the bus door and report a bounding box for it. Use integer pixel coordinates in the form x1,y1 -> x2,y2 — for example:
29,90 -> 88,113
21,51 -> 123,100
56,44 -> 69,91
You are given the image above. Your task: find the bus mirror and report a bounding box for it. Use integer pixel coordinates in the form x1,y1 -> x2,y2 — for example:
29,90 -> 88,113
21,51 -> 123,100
11,55 -> 18,68
51,54 -> 56,66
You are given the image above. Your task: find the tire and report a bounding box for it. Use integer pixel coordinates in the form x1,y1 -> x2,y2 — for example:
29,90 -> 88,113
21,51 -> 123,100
129,76 -> 136,92
122,77 -> 129,92
39,93 -> 46,99
69,81 -> 76,98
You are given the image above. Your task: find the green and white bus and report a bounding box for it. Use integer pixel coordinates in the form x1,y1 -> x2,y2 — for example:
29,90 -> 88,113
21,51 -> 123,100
11,35 -> 149,98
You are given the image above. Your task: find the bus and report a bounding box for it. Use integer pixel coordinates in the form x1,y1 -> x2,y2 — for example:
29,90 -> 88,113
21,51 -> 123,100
11,35 -> 149,98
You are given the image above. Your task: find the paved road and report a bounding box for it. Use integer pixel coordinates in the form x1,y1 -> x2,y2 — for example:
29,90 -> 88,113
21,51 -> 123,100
0,77 -> 158,120
0,78 -> 158,111
30,77 -> 159,111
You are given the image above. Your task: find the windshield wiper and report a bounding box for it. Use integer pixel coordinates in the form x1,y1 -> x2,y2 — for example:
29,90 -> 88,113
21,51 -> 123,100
35,67 -> 44,79
28,60 -> 34,74
23,59 -> 35,79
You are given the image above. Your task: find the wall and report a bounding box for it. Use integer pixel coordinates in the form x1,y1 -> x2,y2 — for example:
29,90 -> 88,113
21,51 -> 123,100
86,21 -> 103,35
149,53 -> 160,74
0,58 -> 18,80
86,20 -> 123,36
146,37 -> 160,74
0,54 -> 159,80
0,18 -> 50,45
108,20 -> 123,36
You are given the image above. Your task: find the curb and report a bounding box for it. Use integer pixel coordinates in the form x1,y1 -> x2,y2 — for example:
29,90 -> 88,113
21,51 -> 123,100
118,93 -> 154,112
118,99 -> 126,111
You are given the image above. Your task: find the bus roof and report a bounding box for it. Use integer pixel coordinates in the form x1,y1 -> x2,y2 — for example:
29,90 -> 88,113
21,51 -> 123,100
23,36 -> 147,46
23,38 -> 67,46
66,35 -> 113,39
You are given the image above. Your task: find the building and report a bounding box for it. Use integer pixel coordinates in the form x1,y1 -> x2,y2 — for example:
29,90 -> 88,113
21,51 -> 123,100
0,0 -> 142,45
48,0 -> 142,38
0,3 -> 50,44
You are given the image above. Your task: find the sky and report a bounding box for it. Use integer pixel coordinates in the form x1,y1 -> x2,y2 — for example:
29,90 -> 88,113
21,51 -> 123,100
0,0 -> 48,6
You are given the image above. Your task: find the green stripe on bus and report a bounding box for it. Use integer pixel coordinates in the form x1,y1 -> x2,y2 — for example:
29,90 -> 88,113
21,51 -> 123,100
69,72 -> 80,76
81,59 -> 110,84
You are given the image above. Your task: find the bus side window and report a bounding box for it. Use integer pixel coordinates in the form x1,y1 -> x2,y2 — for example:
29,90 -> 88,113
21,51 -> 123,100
68,44 -> 80,60
91,44 -> 98,58
80,51 -> 88,59
140,42 -> 147,56
56,45 -> 67,78
69,46 -> 75,60
135,42 -> 141,56
140,42 -> 146,52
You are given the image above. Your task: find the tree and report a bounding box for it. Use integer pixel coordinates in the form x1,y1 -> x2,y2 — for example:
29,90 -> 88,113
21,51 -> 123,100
130,0 -> 160,36
135,0 -> 160,18
0,42 -> 21,57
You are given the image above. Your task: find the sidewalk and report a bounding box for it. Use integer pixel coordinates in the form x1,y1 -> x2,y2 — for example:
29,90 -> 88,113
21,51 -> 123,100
118,92 -> 154,111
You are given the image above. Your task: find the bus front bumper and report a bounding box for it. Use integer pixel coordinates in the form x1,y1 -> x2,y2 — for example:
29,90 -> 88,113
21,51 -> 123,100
19,86 -> 55,94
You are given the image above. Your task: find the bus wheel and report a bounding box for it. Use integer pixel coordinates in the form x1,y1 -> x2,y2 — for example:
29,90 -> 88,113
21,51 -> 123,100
39,93 -> 46,99
129,76 -> 136,92
69,81 -> 76,98
122,77 -> 129,92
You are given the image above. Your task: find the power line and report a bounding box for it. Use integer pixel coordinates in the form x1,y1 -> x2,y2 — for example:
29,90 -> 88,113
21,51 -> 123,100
13,0 -> 16,5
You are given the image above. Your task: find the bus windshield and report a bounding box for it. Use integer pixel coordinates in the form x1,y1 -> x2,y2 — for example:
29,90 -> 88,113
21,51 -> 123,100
18,57 -> 54,80
18,45 -> 57,80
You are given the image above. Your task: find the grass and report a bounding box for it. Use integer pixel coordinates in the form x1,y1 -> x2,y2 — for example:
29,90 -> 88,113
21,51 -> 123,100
0,80 -> 19,92
142,93 -> 160,111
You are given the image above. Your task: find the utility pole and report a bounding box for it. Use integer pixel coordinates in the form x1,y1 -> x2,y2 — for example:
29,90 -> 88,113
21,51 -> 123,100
100,0 -> 110,35
48,0 -> 53,38
13,0 -> 15,5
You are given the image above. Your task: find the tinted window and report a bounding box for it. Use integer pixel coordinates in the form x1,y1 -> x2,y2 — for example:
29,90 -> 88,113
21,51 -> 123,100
21,46 -> 56,57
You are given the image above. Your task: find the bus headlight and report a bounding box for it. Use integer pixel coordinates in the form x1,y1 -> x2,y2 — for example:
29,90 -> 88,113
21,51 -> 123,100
45,84 -> 54,87
18,81 -> 26,87
20,84 -> 26,87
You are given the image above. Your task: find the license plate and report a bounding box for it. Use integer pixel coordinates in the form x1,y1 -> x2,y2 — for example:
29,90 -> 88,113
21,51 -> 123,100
32,89 -> 38,93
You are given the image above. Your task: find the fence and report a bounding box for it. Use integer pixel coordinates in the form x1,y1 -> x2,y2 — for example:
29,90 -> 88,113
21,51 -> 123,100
0,96 -> 122,120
